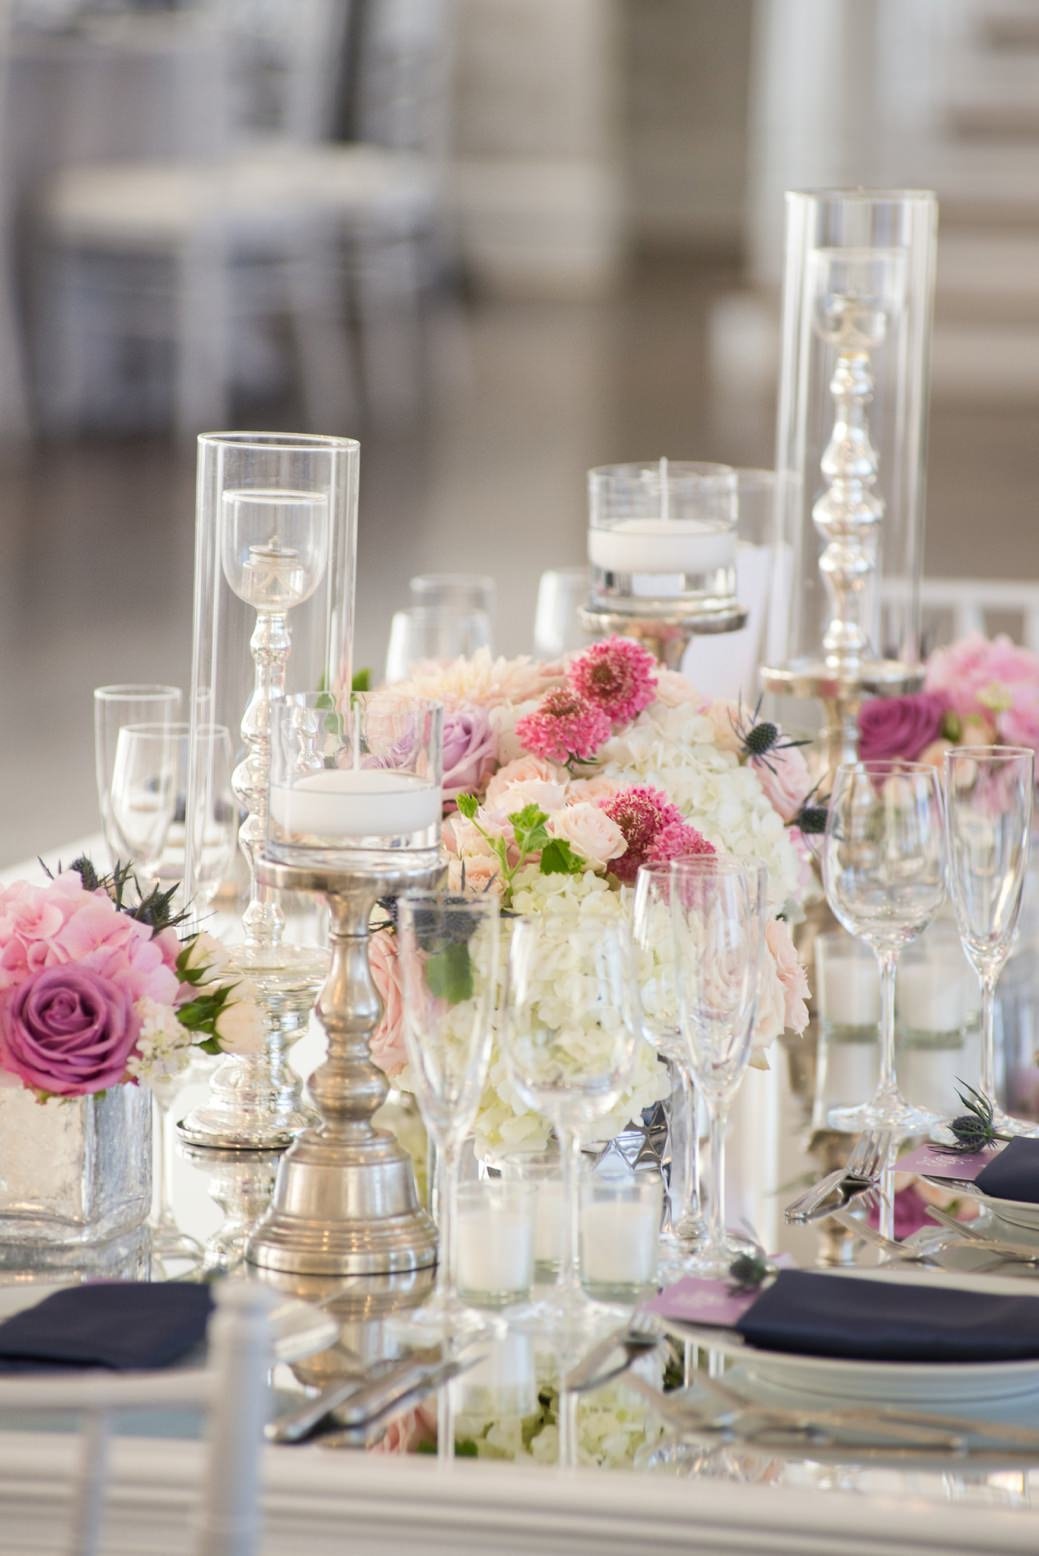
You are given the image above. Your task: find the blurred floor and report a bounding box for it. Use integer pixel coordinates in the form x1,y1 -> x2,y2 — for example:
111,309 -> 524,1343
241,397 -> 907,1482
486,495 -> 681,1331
1,255 -> 1037,865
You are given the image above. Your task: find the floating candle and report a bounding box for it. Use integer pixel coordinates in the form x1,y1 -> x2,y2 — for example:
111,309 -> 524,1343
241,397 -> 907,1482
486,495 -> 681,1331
588,517 -> 737,577
269,767 -> 441,841
581,1183 -> 660,1292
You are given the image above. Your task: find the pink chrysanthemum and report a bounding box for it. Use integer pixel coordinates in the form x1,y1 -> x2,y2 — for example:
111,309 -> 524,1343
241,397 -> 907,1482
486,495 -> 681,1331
646,820 -> 715,868
515,688 -> 612,766
600,784 -> 704,884
569,637 -> 658,724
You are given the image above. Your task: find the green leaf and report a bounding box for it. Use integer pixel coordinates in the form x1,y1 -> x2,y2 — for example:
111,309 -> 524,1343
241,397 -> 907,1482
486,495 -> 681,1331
508,803 -> 550,856
455,1439 -> 479,1458
539,838 -> 585,876
424,941 -> 474,1004
351,667 -> 372,692
456,792 -> 479,820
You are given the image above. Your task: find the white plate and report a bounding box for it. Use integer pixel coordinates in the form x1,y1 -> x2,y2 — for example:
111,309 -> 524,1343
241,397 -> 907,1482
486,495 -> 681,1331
663,1266 -> 1039,1410
0,1281 -> 338,1367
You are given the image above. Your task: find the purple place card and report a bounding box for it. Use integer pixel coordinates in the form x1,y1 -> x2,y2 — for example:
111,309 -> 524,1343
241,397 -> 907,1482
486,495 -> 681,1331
896,1142 -> 1001,1181
644,1255 -> 795,1329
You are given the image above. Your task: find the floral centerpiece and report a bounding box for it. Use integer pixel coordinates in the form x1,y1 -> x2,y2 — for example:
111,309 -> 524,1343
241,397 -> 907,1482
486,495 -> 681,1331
859,633 -> 1039,768
370,639 -> 814,1159
0,859 -> 263,1257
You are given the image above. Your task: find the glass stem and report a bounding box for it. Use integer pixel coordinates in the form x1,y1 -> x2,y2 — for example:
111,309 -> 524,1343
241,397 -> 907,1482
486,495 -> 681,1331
438,1142 -> 461,1307
667,1059 -> 700,1238
152,1096 -> 169,1224
876,949 -> 899,1099
558,1126 -> 582,1297
706,1098 -> 729,1252
979,972 -> 998,1102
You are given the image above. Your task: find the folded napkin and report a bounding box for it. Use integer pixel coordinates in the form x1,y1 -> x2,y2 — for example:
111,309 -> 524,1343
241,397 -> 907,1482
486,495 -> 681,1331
975,1138 -> 1039,1205
737,1269 -> 1039,1364
0,1282 -> 214,1372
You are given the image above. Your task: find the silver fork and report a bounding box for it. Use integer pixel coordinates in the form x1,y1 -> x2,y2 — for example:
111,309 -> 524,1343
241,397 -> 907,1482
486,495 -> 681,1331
924,1204 -> 1039,1267
786,1130 -> 891,1225
827,1207 -> 943,1266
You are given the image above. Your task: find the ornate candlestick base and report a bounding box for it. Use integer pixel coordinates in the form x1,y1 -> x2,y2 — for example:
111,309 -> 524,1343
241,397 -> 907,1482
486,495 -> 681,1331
579,601 -> 747,670
760,657 -> 923,778
246,854 -> 443,1277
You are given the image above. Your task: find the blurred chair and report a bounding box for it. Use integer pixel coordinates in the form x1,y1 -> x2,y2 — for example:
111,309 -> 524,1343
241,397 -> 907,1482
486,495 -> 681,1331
882,577 -> 1039,656
28,4 -> 354,435
0,1281 -> 272,1556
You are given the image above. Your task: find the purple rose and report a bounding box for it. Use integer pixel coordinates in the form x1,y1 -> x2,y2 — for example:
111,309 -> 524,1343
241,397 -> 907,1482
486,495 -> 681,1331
858,692 -> 947,763
442,707 -> 499,805
0,966 -> 136,1096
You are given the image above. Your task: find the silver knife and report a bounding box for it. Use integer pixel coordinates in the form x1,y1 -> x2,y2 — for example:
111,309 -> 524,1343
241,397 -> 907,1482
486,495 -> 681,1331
266,1347 -> 445,1444
317,1354 -> 476,1448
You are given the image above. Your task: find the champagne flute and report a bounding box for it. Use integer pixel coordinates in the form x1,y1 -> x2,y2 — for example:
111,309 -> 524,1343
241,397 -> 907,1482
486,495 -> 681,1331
944,746 -> 1034,1136
824,761 -> 946,1141
633,863 -> 705,1272
396,892 -> 501,1341
500,919 -> 642,1336
670,855 -> 767,1278
94,684 -> 182,866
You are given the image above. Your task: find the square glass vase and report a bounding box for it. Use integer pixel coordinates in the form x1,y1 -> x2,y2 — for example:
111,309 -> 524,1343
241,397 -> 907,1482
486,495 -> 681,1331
0,1083 -> 152,1268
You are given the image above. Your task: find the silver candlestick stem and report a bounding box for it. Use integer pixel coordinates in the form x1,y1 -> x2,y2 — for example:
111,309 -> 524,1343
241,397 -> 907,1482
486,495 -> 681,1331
247,853 -> 442,1277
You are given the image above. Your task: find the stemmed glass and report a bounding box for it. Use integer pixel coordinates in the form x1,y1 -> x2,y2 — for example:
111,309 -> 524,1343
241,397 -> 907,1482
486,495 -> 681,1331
500,920 -> 642,1336
384,604 -> 493,682
94,684 -> 182,866
824,761 -> 946,1139
633,863 -> 704,1272
396,892 -> 501,1341
944,746 -> 1035,1136
670,856 -> 767,1278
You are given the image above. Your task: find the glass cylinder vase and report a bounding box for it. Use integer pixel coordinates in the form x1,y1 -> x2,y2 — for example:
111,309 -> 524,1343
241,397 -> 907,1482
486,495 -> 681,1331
0,1084 -> 152,1271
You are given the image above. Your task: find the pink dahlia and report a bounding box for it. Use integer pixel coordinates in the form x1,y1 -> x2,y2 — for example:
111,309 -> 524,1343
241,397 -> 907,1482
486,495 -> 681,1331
601,784 -> 710,884
515,688 -> 612,766
569,637 -> 657,724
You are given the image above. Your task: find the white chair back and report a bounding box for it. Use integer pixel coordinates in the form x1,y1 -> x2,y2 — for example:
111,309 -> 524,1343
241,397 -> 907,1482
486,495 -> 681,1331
0,1280 -> 273,1556
882,577 -> 1039,655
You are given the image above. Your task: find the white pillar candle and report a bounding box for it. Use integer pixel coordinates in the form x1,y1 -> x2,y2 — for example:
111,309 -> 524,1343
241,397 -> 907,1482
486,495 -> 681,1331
817,954 -> 881,1027
456,1205 -> 534,1299
898,963 -> 967,1034
819,1035 -> 879,1115
588,518 -> 737,576
533,1179 -> 564,1266
900,1041 -> 961,1112
581,1197 -> 659,1288
269,768 -> 440,840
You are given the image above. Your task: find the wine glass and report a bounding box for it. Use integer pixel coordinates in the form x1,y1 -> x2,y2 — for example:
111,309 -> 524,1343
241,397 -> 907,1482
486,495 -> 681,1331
670,855 -> 767,1278
532,566 -> 589,658
409,572 -> 497,618
395,892 -> 501,1341
633,863 -> 705,1272
500,919 -> 642,1336
110,722 -> 235,910
384,604 -> 493,683
94,684 -> 182,866
823,761 -> 946,1140
944,746 -> 1035,1136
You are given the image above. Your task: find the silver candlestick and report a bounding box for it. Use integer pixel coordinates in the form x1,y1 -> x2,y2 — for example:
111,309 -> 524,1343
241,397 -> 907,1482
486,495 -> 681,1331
247,853 -> 443,1277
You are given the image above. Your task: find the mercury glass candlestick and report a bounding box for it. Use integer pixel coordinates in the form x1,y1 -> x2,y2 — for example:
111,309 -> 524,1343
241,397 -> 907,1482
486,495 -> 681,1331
246,692 -> 443,1275
579,459 -> 746,666
182,433 -> 359,1152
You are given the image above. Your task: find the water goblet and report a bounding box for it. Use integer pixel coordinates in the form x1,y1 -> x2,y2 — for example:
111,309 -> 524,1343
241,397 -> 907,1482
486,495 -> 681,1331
633,862 -> 705,1272
670,855 -> 767,1278
409,572 -> 497,617
384,603 -> 493,683
824,761 -> 946,1143
944,746 -> 1035,1136
395,892 -> 501,1342
94,684 -> 182,866
500,919 -> 643,1337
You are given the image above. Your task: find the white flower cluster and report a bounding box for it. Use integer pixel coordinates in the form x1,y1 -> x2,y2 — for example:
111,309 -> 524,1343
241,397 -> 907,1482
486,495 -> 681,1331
126,997 -> 193,1086
598,700 -> 801,916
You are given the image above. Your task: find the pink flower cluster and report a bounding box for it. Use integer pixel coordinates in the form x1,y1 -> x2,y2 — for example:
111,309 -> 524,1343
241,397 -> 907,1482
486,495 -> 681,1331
515,637 -> 658,767
859,633 -> 1039,771
601,785 -> 715,886
0,873 -> 180,1096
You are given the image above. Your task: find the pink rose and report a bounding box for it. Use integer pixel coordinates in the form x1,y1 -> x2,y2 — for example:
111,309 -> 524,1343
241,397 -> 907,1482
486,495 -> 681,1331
546,803 -> 626,869
369,930 -> 407,1078
752,741 -> 812,824
858,692 -> 948,764
490,778 -> 567,817
485,756 -> 565,809
0,965 -> 137,1096
653,669 -> 705,709
566,775 -> 623,805
765,919 -> 810,1034
370,1401 -> 437,1454
441,707 -> 499,806
999,685 -> 1039,754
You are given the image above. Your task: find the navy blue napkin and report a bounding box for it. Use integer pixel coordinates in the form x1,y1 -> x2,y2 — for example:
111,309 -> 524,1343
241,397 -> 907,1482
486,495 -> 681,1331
975,1138 -> 1039,1205
0,1282 -> 214,1372
736,1269 -> 1039,1363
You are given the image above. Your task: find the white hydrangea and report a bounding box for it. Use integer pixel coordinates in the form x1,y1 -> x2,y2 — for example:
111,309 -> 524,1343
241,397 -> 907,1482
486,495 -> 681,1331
127,997 -> 193,1087
598,699 -> 801,915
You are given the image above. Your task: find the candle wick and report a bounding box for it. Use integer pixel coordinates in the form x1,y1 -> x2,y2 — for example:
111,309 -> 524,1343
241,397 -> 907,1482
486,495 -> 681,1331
659,456 -> 669,525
